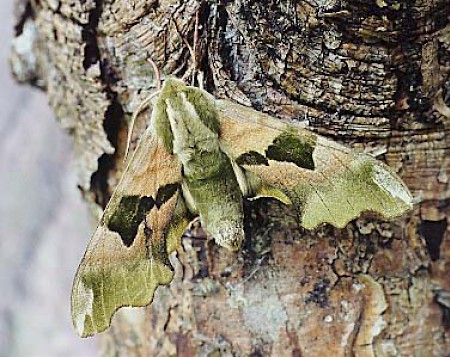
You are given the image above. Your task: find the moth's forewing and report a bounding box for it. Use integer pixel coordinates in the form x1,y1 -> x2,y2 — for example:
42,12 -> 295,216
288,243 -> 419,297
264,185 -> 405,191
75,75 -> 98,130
216,100 -> 413,229
71,127 -> 184,338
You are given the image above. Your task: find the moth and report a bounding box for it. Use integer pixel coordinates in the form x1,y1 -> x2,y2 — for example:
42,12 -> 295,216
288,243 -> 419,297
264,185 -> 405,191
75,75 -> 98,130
72,77 -> 413,337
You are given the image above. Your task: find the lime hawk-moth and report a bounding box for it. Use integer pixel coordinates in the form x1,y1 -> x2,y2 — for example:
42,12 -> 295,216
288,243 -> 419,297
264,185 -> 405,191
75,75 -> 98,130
71,78 -> 413,337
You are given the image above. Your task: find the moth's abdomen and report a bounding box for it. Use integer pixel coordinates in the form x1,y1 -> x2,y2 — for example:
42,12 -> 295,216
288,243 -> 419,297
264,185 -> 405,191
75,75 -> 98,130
183,154 -> 245,251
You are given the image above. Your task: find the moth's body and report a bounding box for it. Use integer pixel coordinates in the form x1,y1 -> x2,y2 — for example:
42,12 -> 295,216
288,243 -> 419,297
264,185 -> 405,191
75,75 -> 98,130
72,77 -> 413,337
154,80 -> 245,250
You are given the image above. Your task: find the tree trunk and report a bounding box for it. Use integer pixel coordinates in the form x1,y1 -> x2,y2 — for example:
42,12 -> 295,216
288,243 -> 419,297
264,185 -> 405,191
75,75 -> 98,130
11,0 -> 450,355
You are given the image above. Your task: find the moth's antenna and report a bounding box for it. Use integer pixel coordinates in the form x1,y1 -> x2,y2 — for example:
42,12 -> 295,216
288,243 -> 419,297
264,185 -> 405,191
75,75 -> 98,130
125,59 -> 161,160
171,9 -> 201,85
191,8 -> 200,86
148,58 -> 162,91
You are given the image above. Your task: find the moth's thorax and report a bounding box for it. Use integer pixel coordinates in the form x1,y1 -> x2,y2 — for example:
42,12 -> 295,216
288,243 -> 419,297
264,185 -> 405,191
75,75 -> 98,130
166,96 -> 220,157
152,77 -> 221,156
161,85 -> 225,181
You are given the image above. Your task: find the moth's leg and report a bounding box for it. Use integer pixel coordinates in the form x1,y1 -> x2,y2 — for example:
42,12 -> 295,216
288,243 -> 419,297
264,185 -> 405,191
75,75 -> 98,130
165,194 -> 193,254
188,216 -> 201,231
180,183 -> 206,239
183,217 -> 208,240
197,71 -> 205,90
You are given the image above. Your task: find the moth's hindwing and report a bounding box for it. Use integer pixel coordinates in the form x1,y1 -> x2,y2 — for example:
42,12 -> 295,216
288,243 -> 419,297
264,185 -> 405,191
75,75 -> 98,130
71,126 -> 186,338
216,99 -> 413,229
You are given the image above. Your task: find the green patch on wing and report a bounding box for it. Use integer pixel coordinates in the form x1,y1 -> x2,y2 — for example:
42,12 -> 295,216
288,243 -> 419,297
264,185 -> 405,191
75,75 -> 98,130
106,185 -> 179,247
266,132 -> 316,170
294,155 -> 413,229
106,196 -> 154,247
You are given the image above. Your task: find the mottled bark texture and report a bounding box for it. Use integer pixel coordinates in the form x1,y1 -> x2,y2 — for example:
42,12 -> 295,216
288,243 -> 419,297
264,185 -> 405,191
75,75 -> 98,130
10,0 -> 450,355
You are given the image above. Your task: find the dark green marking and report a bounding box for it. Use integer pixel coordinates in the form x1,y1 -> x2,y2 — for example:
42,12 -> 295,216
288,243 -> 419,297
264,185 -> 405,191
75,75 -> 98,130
236,151 -> 269,166
266,132 -> 316,170
155,183 -> 179,208
182,84 -> 220,135
106,195 -> 154,247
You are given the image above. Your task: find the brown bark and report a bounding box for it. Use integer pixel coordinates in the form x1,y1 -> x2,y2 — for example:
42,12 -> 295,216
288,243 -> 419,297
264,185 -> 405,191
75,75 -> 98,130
11,0 -> 450,356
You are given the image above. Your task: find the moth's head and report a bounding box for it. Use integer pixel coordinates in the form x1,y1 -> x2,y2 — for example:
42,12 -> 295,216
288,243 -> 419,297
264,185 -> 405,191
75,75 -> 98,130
161,77 -> 188,96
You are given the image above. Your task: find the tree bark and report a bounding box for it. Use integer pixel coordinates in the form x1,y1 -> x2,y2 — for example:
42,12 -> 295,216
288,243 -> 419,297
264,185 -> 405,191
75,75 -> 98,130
11,0 -> 450,356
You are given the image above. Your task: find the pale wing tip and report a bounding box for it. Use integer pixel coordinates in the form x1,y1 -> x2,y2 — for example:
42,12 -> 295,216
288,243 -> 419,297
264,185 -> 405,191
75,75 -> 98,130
73,313 -> 112,338
74,319 -> 100,338
372,163 -> 414,213
71,279 -> 100,338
